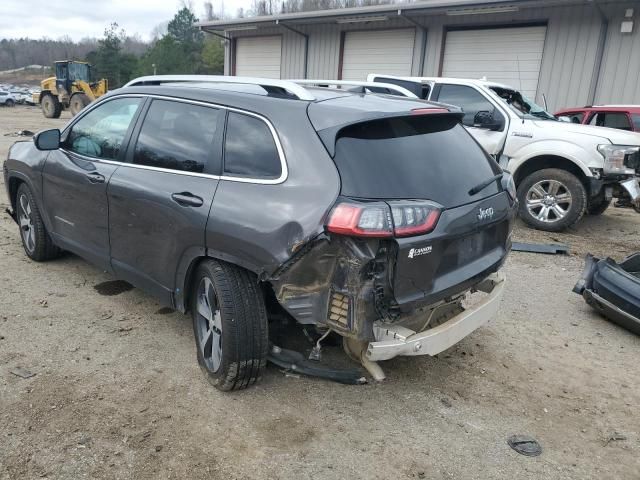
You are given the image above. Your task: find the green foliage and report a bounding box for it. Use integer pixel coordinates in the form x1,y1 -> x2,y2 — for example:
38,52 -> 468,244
135,7 -> 213,76
168,8 -> 204,45
201,37 -> 224,74
89,23 -> 137,88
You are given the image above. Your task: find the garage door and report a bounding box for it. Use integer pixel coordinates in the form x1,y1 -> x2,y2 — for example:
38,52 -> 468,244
442,26 -> 547,98
235,36 -> 282,79
341,29 -> 415,81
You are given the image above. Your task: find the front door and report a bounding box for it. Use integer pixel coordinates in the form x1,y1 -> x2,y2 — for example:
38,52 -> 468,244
432,83 -> 508,156
42,96 -> 144,270
108,98 -> 224,304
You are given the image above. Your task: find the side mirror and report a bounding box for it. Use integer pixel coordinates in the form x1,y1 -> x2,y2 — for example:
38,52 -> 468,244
34,129 -> 61,151
473,110 -> 504,131
557,116 -> 572,123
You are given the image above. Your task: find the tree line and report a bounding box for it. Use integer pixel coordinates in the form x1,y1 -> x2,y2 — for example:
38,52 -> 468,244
1,0 -> 407,87
0,7 -> 223,88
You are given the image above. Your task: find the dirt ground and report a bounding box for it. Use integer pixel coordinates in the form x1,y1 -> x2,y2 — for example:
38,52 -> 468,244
1,106 -> 639,480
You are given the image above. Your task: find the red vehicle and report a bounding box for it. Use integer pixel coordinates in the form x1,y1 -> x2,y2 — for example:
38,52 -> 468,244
554,105 -> 640,132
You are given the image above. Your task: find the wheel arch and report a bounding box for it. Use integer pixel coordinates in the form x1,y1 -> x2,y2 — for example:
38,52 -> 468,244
174,250 -> 265,314
7,175 -> 25,213
512,155 -> 591,190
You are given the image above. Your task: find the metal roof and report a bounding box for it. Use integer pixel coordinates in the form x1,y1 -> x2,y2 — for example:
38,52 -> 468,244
195,0 -> 585,30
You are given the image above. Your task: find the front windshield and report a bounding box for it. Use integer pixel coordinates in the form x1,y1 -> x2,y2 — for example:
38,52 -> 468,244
490,86 -> 557,121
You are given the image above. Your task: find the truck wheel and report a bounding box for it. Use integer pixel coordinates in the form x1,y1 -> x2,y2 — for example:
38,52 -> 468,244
41,94 -> 62,118
587,197 -> 611,216
190,259 -> 268,391
16,183 -> 60,261
517,169 -> 586,231
69,94 -> 89,116
5,99 -> 14,107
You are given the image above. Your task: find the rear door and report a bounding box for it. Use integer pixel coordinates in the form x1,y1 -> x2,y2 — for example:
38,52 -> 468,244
43,96 -> 143,270
432,83 -> 508,156
108,98 -> 224,304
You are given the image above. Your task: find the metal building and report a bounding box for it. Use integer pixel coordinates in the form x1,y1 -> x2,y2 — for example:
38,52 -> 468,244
197,0 -> 640,111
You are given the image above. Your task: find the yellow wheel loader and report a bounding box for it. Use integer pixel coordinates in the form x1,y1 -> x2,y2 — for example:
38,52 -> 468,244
36,61 -> 108,118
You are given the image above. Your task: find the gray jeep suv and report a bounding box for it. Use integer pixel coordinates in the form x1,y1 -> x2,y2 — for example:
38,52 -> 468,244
4,76 -> 516,390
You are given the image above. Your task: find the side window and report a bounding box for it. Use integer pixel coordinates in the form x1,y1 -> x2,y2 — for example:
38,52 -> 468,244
566,112 -> 584,124
590,112 -> 632,131
436,84 -> 498,127
133,100 -> 222,174
633,114 -> 640,132
66,97 -> 141,160
224,112 -> 281,179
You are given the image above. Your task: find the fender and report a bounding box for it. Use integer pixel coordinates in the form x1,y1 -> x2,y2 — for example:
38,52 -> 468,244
508,139 -> 595,180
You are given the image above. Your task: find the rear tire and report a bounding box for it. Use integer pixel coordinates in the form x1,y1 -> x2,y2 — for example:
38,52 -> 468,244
69,93 -> 89,116
41,94 -> 62,119
5,99 -> 14,107
517,168 -> 586,232
16,183 -> 60,261
190,259 -> 268,391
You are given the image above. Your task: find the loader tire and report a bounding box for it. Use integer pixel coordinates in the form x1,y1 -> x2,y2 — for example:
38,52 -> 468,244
70,93 -> 90,116
41,94 -> 62,119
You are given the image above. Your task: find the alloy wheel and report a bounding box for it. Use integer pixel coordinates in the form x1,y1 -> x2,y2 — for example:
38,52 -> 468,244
195,277 -> 223,373
18,193 -> 35,253
525,179 -> 573,223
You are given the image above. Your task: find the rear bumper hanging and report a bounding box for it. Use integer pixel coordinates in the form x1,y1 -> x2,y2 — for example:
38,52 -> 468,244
366,272 -> 505,361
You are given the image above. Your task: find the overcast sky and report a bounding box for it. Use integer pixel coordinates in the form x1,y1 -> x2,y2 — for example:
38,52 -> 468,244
1,0 -> 253,41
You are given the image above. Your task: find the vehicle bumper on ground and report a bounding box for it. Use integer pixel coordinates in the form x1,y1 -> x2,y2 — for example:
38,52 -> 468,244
573,253 -> 640,335
366,272 -> 505,361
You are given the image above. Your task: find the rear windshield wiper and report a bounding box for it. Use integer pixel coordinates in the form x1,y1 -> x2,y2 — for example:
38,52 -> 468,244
468,173 -> 503,196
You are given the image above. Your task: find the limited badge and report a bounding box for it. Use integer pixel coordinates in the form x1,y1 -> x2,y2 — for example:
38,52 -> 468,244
408,246 -> 432,259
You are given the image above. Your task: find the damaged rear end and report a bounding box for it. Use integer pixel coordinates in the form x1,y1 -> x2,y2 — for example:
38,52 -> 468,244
270,102 -> 517,375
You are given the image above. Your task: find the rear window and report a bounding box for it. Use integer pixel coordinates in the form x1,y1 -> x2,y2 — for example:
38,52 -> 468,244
333,115 -> 500,207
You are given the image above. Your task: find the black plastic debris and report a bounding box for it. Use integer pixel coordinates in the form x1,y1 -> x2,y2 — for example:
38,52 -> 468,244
573,253 -> 640,335
507,435 -> 542,457
268,345 -> 366,385
512,242 -> 569,255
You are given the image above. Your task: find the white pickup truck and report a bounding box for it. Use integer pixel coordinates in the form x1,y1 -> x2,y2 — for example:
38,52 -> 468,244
369,74 -> 640,232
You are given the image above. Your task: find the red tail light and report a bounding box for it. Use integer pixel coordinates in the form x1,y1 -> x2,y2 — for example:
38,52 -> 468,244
326,201 -> 441,238
326,202 -> 393,237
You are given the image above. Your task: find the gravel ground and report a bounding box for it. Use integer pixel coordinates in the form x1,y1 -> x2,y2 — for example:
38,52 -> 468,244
1,106 -> 639,480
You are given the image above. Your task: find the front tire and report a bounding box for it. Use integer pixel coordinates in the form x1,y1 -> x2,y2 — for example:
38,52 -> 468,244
16,183 -> 60,261
517,168 -> 586,231
5,99 -> 14,107
69,93 -> 89,116
191,259 -> 268,391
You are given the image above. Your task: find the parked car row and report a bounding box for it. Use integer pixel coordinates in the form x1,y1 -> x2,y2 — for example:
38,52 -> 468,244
0,83 -> 40,106
3,74 -> 639,392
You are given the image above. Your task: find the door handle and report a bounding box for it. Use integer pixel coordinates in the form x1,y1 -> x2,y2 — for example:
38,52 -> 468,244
171,192 -> 204,207
86,172 -> 105,184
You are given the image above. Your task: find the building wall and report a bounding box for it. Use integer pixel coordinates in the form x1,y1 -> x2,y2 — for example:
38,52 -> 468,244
221,1 -> 639,110
595,2 -> 640,104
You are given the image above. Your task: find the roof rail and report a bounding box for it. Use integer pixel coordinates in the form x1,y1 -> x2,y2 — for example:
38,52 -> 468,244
123,75 -> 316,101
290,79 -> 417,98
